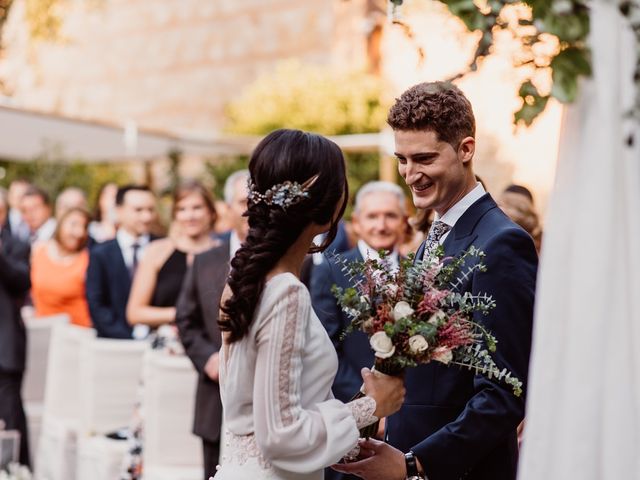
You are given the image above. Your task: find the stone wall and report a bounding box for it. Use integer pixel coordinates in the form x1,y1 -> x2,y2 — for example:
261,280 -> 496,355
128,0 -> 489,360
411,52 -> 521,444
0,0 -> 369,136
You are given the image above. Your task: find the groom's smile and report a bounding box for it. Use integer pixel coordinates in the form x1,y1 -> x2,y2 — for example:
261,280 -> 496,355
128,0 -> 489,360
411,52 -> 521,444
394,129 -> 475,216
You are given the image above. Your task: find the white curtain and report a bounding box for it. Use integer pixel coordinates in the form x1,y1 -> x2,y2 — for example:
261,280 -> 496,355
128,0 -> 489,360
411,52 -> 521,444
518,2 -> 640,479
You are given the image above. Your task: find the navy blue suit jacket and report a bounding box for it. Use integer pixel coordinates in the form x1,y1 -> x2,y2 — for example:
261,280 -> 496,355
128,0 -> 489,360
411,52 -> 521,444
310,247 -> 375,402
86,239 -> 135,339
0,230 -> 30,373
386,194 -> 537,480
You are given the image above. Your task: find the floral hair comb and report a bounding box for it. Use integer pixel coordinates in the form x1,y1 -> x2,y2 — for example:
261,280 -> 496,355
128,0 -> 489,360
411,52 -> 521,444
247,174 -> 319,210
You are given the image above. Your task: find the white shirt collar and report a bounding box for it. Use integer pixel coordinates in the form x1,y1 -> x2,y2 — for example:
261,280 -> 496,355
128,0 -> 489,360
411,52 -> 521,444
436,183 -> 486,229
116,228 -> 150,249
357,240 -> 400,270
229,230 -> 242,258
33,217 -> 57,244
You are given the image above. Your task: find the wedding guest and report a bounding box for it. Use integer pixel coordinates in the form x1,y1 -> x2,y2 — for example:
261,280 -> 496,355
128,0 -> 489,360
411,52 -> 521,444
55,187 -> 89,219
126,180 -> 218,330
6,178 -> 31,241
89,182 -> 118,243
311,180 -> 407,401
30,208 -> 92,328
310,180 -> 408,480
498,184 -> 543,252
334,82 -> 537,480
0,188 -> 8,231
0,205 -> 31,466
175,170 -> 249,480
20,186 -> 56,244
86,185 -> 158,339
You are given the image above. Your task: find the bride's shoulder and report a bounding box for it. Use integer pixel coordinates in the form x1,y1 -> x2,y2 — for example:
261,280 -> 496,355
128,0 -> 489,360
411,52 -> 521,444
259,272 -> 310,311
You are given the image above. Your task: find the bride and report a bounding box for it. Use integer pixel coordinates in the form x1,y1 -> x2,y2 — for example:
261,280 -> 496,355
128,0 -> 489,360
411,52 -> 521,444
215,129 -> 405,479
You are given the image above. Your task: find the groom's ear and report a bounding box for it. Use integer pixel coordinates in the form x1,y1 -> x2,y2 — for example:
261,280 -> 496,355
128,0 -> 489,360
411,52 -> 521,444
458,137 -> 475,164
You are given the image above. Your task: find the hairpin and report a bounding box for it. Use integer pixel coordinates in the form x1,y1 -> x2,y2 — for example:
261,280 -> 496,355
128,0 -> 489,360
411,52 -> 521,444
247,174 -> 319,210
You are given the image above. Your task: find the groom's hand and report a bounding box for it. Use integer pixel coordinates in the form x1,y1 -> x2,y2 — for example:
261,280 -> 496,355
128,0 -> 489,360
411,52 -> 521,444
331,438 -> 406,480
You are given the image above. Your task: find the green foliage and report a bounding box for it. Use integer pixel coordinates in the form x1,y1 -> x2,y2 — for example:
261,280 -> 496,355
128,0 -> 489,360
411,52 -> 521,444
0,155 -> 129,210
203,156 -> 249,201
25,0 -> 64,41
224,61 -> 385,215
225,61 -> 389,136
434,0 -> 597,125
432,0 -> 640,125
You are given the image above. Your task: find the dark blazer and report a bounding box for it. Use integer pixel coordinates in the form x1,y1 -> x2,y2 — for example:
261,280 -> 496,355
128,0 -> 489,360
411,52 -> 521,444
385,194 -> 538,480
175,241 -> 229,443
0,230 -> 31,373
85,238 -> 134,339
310,247 -> 375,403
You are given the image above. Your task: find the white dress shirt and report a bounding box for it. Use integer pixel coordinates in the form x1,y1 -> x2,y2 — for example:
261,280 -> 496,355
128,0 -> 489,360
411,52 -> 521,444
31,217 -> 57,245
9,209 -> 30,241
229,230 -> 242,259
435,183 -> 486,244
116,229 -> 151,270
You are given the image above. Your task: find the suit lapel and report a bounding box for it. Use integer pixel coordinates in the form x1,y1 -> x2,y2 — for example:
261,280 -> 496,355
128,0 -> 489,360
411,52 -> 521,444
442,193 -> 497,257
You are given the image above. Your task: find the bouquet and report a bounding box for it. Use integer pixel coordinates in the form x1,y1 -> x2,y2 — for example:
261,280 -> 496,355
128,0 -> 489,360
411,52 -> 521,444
332,246 -> 522,437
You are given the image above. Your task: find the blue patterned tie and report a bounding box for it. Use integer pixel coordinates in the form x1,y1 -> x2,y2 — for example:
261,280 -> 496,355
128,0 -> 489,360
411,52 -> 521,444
423,220 -> 451,259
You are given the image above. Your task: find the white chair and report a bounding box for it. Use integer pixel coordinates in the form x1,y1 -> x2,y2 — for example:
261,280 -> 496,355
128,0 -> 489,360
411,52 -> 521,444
78,337 -> 147,436
23,314 -> 70,463
71,337 -> 147,479
142,350 -> 202,480
23,314 -> 70,404
75,436 -> 129,480
34,324 -> 96,480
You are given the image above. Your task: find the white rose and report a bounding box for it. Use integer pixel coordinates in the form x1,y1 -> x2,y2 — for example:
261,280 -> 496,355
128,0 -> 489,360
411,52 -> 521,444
393,301 -> 414,321
370,331 -> 395,359
432,346 -> 453,365
385,284 -> 399,296
428,310 -> 447,325
408,335 -> 429,354
360,294 -> 370,304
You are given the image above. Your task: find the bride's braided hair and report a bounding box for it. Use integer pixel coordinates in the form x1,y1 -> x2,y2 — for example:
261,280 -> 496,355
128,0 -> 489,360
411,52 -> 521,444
219,129 -> 348,343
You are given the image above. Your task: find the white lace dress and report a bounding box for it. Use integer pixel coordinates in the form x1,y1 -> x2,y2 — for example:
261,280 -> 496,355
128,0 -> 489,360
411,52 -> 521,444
216,273 -> 377,479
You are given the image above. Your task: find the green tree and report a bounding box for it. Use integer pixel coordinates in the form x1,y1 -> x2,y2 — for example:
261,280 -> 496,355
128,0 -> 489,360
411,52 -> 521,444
225,61 -> 390,215
226,60 -> 389,135
0,153 -> 129,212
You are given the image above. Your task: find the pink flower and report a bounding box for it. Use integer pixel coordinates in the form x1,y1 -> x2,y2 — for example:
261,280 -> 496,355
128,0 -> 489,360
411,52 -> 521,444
432,347 -> 453,365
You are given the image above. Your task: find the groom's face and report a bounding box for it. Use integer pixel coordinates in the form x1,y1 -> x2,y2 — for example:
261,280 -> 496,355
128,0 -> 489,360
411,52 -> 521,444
394,129 -> 474,216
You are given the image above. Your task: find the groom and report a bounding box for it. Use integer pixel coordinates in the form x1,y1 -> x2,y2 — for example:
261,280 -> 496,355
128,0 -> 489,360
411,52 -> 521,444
333,82 -> 537,480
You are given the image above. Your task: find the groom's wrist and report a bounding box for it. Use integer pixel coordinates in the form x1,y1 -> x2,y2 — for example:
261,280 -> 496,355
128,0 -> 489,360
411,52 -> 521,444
404,451 -> 426,479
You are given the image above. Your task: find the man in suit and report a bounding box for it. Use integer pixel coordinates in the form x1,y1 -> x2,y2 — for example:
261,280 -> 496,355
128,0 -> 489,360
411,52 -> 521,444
86,185 -> 158,339
20,185 -> 56,244
311,181 -> 407,480
6,179 -> 31,241
333,82 -> 537,480
175,170 -> 248,480
311,181 -> 408,402
0,189 -> 32,466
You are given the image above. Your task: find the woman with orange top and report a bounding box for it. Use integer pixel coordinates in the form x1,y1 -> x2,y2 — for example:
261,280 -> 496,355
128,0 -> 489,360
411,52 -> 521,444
31,207 -> 92,327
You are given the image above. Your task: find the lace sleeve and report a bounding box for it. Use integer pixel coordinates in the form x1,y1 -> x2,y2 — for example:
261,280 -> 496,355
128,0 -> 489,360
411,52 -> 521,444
347,396 -> 378,429
252,279 -> 362,474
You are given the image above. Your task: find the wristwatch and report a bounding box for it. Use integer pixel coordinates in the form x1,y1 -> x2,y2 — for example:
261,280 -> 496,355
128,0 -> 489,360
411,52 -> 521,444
404,451 -> 425,480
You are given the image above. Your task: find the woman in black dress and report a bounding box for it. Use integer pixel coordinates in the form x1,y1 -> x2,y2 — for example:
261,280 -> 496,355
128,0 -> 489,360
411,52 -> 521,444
126,180 -> 219,332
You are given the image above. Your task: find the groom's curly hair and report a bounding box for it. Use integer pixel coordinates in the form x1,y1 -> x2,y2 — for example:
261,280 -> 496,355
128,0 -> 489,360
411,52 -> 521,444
387,81 -> 475,148
220,129 -> 348,343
